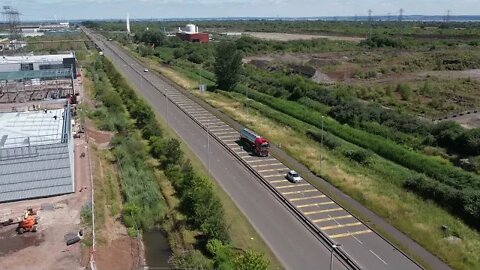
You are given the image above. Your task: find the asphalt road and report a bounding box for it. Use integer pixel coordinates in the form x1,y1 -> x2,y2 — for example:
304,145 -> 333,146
85,29 -> 437,270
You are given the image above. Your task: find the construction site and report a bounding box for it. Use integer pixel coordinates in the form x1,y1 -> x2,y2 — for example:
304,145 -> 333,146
0,6 -> 92,265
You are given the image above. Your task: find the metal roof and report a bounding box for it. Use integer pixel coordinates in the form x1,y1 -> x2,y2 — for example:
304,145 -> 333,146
0,143 -> 73,202
0,108 -> 74,202
0,53 -> 74,64
0,68 -> 72,81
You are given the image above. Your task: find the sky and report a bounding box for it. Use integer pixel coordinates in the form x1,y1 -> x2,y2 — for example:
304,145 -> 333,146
6,0 -> 480,20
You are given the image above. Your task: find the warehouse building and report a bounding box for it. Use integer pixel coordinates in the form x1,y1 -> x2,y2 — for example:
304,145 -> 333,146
0,52 -> 77,78
0,105 -> 74,202
0,52 -> 77,104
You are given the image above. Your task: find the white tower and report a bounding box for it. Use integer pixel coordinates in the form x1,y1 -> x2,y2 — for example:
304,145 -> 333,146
126,13 -> 131,34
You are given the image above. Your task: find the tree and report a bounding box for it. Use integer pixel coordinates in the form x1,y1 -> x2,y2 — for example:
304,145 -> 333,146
234,250 -> 269,270
214,41 -> 243,91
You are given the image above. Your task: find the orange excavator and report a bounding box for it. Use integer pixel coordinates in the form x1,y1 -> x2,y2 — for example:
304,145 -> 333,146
17,208 -> 38,234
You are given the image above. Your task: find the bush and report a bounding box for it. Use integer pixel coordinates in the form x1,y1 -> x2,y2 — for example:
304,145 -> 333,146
343,149 -> 372,165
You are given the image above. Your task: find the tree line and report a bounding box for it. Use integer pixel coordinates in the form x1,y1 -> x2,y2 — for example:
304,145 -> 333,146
100,56 -> 269,269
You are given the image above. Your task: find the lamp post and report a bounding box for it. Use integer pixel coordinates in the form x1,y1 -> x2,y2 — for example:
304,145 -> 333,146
330,243 -> 341,270
164,89 -> 168,123
320,116 -> 324,168
207,123 -> 211,173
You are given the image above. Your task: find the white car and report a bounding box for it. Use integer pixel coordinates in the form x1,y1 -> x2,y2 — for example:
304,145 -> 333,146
286,170 -> 302,183
143,69 -> 149,72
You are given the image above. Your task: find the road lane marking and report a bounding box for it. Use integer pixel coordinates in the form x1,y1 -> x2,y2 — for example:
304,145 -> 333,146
297,201 -> 335,208
201,119 -> 221,123
282,189 -> 317,195
226,143 -> 238,147
247,158 -> 277,163
304,208 -> 343,215
320,222 -> 362,231
263,174 -> 284,178
258,168 -> 288,173
276,183 -> 310,189
369,250 -> 388,265
191,113 -> 212,117
289,195 -> 326,202
329,229 -> 372,239
210,128 -> 231,132
269,180 -> 286,183
312,215 -> 352,223
195,116 -> 216,120
215,131 -> 238,135
223,139 -> 237,142
251,163 -> 284,168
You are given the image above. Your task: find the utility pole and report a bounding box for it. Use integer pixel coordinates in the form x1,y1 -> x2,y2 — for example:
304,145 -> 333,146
446,10 -> 451,23
320,116 -> 324,168
399,8 -> 404,23
206,123 -> 211,173
387,12 -> 391,22
164,89 -> 168,123
368,9 -> 373,39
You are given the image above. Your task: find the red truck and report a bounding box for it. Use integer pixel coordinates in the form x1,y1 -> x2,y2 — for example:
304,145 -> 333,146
240,128 -> 270,157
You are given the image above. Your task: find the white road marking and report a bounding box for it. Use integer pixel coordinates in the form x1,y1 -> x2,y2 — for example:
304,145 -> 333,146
282,189 -> 317,195
304,208 -> 343,215
276,183 -> 310,189
320,222 -> 362,231
369,250 -> 388,265
297,201 -> 335,208
251,163 -> 284,168
312,215 -> 352,223
263,174 -> 284,178
247,158 -> 277,163
258,168 -> 288,173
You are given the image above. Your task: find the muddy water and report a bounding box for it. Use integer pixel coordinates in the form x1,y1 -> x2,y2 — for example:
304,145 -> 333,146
143,231 -> 171,268
0,229 -> 45,256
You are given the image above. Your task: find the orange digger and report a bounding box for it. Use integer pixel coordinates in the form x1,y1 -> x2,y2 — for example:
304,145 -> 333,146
17,208 -> 38,234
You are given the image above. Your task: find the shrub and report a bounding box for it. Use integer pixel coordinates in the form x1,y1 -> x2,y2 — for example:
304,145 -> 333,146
343,149 -> 372,165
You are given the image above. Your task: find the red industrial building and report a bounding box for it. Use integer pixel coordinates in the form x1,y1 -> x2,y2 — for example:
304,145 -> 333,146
176,32 -> 209,43
176,24 -> 209,43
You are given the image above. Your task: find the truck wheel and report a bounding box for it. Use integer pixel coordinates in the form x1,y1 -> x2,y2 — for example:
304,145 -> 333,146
18,228 -> 24,234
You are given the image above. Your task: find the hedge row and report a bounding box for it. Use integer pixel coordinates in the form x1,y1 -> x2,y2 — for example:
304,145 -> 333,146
405,176 -> 480,227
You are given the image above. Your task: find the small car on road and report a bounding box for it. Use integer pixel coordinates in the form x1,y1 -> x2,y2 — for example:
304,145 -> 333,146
286,170 -> 302,183
143,69 -> 149,72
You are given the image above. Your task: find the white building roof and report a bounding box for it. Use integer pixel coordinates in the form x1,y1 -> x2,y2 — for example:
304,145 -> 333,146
0,108 -> 74,202
0,109 -> 65,148
0,52 -> 75,65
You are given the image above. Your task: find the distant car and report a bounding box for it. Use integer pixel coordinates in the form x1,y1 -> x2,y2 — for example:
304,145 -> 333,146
143,69 -> 149,72
108,38 -> 113,41
286,170 -> 302,183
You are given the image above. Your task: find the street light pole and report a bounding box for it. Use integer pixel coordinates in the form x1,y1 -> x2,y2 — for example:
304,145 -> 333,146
330,244 -> 341,270
207,123 -> 210,173
320,116 -> 324,168
164,89 -> 168,123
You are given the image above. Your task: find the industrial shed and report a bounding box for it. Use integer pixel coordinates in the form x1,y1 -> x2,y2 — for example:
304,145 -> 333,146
0,106 -> 74,202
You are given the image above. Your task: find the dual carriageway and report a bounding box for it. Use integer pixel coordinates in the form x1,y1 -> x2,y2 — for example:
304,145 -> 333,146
86,28 -> 449,270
